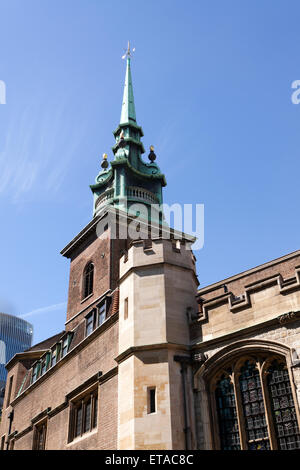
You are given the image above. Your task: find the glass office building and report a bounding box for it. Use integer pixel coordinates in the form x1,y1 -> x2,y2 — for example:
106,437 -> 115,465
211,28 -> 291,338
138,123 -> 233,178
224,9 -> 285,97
0,313 -> 33,413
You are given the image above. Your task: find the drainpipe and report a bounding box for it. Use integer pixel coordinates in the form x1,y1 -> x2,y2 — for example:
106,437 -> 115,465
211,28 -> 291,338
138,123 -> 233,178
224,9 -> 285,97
6,409 -> 14,450
174,355 -> 192,450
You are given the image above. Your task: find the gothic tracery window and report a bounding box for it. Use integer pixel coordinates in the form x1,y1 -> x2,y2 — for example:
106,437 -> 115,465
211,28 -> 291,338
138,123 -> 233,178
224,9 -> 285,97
267,360 -> 300,450
239,360 -> 270,449
215,373 -> 240,450
212,355 -> 300,450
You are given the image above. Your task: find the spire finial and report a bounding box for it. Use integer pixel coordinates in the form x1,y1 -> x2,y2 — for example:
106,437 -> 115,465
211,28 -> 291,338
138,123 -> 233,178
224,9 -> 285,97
120,41 -> 137,125
122,41 -> 135,60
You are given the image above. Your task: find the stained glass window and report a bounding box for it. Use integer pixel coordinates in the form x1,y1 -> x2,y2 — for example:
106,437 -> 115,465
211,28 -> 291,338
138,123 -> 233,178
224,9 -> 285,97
267,361 -> 300,450
212,356 -> 300,450
215,374 -> 241,450
239,360 -> 270,450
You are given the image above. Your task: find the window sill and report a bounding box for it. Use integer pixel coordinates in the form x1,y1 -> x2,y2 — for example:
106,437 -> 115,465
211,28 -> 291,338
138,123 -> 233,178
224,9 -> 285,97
81,293 -> 94,304
67,428 -> 98,446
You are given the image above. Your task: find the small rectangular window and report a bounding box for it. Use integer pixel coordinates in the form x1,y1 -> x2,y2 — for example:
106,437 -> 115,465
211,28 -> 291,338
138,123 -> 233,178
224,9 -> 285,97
1,435 -> 5,451
69,390 -> 98,442
6,375 -> 13,408
33,422 -> 47,450
98,301 -> 106,326
61,338 -> 68,358
32,364 -> 39,384
51,348 -> 57,367
124,298 -> 128,320
85,311 -> 95,336
41,358 -> 47,376
148,387 -> 156,414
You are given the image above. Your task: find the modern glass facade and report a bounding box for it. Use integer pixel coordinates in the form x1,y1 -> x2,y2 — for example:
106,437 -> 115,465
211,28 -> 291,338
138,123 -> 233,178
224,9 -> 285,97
0,313 -> 33,412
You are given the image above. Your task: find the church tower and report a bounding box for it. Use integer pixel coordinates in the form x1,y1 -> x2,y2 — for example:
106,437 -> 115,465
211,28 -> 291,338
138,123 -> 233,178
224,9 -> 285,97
0,46 -> 199,451
62,46 -> 199,448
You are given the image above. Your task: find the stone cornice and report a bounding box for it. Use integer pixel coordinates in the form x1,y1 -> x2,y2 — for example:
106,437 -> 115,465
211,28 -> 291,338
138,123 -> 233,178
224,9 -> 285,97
119,259 -> 199,287
197,249 -> 300,296
191,310 -> 300,350
115,342 -> 189,365
196,266 -> 300,323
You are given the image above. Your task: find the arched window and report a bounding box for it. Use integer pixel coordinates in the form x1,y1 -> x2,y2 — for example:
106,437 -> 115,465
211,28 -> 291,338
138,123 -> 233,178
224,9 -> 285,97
267,360 -> 300,450
212,355 -> 300,450
215,373 -> 240,450
83,263 -> 94,299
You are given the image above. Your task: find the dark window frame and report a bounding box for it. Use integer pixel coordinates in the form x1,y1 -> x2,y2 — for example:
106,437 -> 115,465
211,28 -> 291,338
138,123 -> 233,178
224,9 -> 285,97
33,420 -> 47,450
83,263 -> 94,300
50,346 -> 57,368
97,300 -> 107,327
31,363 -> 40,384
61,337 -> 69,359
147,387 -> 156,414
211,354 -> 300,450
6,375 -> 13,408
84,300 -> 108,338
69,389 -> 98,442
85,309 -> 97,336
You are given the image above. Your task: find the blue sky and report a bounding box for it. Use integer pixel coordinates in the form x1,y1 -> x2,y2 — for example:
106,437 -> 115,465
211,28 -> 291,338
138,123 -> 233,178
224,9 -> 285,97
0,0 -> 300,345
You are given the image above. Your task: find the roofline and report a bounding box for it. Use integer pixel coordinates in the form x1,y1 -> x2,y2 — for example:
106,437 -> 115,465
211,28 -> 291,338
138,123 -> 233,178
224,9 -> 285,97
198,248 -> 300,296
60,215 -> 102,258
61,206 -> 196,259
5,350 -> 48,370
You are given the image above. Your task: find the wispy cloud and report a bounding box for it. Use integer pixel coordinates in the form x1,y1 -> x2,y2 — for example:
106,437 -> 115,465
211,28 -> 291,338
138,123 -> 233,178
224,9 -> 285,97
0,92 -> 87,203
19,302 -> 67,319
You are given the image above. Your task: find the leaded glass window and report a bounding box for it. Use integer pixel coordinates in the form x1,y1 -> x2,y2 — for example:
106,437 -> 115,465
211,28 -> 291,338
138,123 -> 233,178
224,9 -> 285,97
215,374 -> 241,450
211,354 -> 300,450
267,360 -> 300,450
239,360 -> 270,450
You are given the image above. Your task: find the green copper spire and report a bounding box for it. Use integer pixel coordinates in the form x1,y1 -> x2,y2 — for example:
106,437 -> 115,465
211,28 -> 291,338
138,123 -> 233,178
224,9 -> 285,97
120,52 -> 136,124
90,43 -> 167,224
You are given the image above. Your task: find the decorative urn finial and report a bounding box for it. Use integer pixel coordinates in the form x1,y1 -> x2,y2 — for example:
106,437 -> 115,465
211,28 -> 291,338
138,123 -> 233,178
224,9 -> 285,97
101,153 -> 109,169
148,145 -> 156,163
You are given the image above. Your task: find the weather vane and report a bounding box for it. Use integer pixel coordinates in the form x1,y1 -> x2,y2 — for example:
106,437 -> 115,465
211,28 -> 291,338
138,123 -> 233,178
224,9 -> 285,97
122,40 -> 135,59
